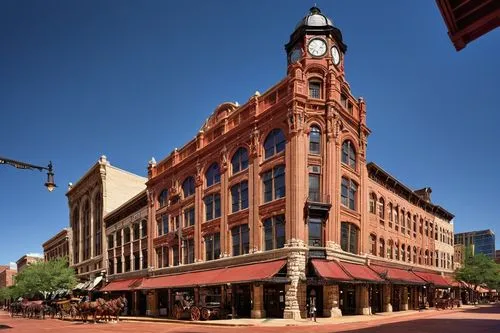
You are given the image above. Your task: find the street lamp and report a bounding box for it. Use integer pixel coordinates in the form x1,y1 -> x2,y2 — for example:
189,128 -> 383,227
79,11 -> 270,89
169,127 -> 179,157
0,156 -> 57,192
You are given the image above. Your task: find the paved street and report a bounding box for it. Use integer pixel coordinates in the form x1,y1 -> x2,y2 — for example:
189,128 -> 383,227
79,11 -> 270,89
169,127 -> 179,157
1,305 -> 499,333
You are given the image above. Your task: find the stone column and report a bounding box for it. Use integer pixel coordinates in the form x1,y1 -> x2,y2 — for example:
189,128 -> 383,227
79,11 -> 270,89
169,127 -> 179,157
194,169 -> 203,260
147,290 -> 158,316
283,245 -> 306,320
401,286 -> 409,310
251,284 -> 265,318
383,284 -> 393,312
323,284 -> 342,317
356,285 -> 371,315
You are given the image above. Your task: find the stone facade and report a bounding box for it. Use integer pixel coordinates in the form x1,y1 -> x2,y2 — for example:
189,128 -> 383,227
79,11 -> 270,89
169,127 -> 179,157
42,228 -> 72,263
16,255 -> 42,273
67,155 -> 146,280
0,266 -> 16,288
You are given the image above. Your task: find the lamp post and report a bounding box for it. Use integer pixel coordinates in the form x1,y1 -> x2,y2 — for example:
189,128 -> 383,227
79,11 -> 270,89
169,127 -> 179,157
0,156 -> 57,192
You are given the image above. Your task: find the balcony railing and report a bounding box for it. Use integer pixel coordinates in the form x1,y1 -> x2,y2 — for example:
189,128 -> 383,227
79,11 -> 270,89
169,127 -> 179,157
307,191 -> 331,204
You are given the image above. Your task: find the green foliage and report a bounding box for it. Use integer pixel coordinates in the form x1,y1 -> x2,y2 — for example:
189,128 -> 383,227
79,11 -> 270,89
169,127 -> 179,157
12,257 -> 76,298
455,251 -> 500,290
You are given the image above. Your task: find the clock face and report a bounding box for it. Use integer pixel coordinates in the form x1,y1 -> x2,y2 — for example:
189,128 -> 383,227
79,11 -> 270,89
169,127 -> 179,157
331,46 -> 340,65
289,47 -> 303,64
307,38 -> 327,57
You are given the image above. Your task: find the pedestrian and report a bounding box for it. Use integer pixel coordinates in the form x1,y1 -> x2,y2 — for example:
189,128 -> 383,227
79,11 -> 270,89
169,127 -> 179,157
309,297 -> 317,322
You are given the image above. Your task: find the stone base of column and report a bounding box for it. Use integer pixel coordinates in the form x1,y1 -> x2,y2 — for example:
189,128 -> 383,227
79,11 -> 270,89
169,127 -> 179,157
251,309 -> 266,318
329,307 -> 342,318
384,303 -> 393,312
283,309 -> 302,320
358,307 -> 371,315
401,303 -> 409,311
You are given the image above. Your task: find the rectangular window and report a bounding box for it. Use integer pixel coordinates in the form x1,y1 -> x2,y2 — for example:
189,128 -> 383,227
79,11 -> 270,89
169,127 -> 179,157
172,246 -> 179,266
231,224 -> 250,256
204,193 -> 221,221
183,239 -> 195,264
108,259 -> 114,275
142,249 -> 148,269
108,234 -> 114,249
124,228 -> 131,243
116,257 -> 122,274
205,232 -> 221,261
263,215 -> 286,250
124,255 -> 131,272
341,93 -> 348,108
231,181 -> 249,213
308,173 -> 320,202
263,165 -> 286,203
184,207 -> 195,227
309,81 -> 321,99
133,223 -> 140,241
341,177 -> 357,210
308,217 -> 323,247
116,230 -> 122,247
133,251 -> 140,271
141,220 -> 147,238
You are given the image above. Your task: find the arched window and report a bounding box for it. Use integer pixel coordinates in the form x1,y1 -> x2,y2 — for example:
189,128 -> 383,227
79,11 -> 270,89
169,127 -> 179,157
94,193 -> 102,256
394,208 -> 399,232
72,207 -> 79,264
341,177 -> 357,210
379,238 -> 385,258
309,80 -> 322,99
264,128 -> 286,159
401,209 -> 406,234
369,193 -> 376,214
231,147 -> 248,174
340,222 -> 359,254
406,212 -> 411,235
425,250 -> 429,265
388,203 -> 393,228
407,245 -> 411,262
370,234 -> 377,255
387,239 -> 393,259
206,163 -> 221,187
419,248 -> 422,265
401,243 -> 406,261
413,247 -> 417,264
158,189 -> 168,208
395,242 -> 400,260
341,140 -> 356,168
309,126 -> 321,154
83,200 -> 91,260
182,176 -> 195,197
378,197 -> 385,219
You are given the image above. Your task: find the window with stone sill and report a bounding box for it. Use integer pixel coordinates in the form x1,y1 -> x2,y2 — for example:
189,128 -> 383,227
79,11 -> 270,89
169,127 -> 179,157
263,129 -> 286,160
309,126 -> 321,154
370,234 -> 377,255
263,165 -> 285,203
141,219 -> 147,238
133,251 -> 140,271
184,207 -> 195,227
341,140 -> 356,169
204,193 -> 221,221
341,177 -> 357,211
231,224 -> 250,257
182,176 -> 196,198
116,257 -> 122,274
205,233 -> 221,261
206,162 -> 221,187
158,189 -> 169,208
340,222 -> 359,254
231,181 -> 249,213
309,80 -> 322,99
379,238 -> 385,257
231,147 -> 249,174
378,198 -> 385,219
172,246 -> 179,266
183,238 -> 195,265
264,215 -> 285,250
369,193 -> 376,214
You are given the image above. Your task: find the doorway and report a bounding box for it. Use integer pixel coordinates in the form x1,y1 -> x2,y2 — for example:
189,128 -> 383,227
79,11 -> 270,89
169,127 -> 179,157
264,284 -> 285,318
339,284 -> 356,315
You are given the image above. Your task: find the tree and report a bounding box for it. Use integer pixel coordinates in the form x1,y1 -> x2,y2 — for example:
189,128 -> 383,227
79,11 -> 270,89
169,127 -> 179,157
455,250 -> 500,291
13,257 -> 76,298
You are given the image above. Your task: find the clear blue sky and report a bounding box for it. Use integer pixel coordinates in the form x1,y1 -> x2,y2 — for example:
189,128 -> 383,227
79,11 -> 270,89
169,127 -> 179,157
1,1 -> 499,265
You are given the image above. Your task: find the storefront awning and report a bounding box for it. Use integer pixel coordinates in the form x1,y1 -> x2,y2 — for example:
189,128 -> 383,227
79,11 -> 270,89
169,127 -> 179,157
87,276 -> 103,291
443,276 -> 462,288
311,259 -> 353,282
101,278 -> 143,292
371,265 -> 426,285
73,282 -> 85,290
339,262 -> 385,283
141,259 -> 287,289
413,271 -> 451,288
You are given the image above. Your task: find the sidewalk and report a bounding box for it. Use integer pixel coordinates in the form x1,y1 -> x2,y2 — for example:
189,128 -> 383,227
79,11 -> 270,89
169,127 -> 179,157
120,305 -> 484,327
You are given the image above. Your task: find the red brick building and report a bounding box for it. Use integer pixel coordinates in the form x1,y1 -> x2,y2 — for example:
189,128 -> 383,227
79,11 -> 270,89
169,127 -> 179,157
0,265 -> 16,288
436,0 -> 500,50
16,255 -> 42,273
42,228 -> 72,263
134,7 -> 455,320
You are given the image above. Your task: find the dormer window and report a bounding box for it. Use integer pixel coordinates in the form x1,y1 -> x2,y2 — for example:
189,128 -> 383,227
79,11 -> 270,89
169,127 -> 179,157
309,80 -> 321,99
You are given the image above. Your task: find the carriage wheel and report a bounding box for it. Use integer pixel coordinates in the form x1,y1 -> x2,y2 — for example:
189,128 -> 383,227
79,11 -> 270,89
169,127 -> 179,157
200,307 -> 210,321
174,305 -> 182,320
190,306 -> 201,321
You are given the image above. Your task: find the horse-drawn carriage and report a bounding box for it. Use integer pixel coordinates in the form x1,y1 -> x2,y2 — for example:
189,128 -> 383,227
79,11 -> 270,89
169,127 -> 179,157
172,290 -> 224,321
435,298 -> 461,310
54,298 -> 81,319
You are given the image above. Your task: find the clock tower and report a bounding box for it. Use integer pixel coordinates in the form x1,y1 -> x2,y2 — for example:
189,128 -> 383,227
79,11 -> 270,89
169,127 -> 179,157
285,6 -> 347,73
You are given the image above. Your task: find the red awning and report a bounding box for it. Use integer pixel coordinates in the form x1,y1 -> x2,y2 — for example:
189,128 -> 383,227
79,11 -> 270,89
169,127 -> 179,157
101,278 -> 143,292
311,259 -> 353,281
371,265 -> 426,284
413,272 -> 451,288
141,259 -> 287,289
339,262 -> 384,283
443,275 -> 461,287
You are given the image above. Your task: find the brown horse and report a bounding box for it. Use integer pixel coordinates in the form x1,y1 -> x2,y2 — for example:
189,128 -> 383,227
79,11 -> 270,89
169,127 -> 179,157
77,298 -> 106,323
99,296 -> 127,323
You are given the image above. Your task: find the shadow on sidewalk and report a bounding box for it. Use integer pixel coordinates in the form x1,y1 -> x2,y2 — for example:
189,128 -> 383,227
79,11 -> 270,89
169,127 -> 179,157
0,325 -> 12,330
